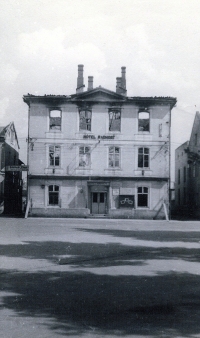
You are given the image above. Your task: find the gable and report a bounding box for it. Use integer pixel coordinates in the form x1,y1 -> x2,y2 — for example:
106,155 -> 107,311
4,122 -> 19,150
71,87 -> 126,102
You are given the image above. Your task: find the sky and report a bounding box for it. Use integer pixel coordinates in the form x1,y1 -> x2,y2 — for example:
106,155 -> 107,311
0,0 -> 200,180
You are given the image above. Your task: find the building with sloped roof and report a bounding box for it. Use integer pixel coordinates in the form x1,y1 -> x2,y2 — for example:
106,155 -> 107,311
0,122 -> 23,214
23,65 -> 176,219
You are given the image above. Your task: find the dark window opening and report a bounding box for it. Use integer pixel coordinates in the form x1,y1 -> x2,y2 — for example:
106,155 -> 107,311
137,187 -> 148,207
109,146 -> 120,168
100,193 -> 104,203
93,193 -> 98,203
79,109 -> 92,131
138,147 -> 149,168
109,109 -> 121,131
138,111 -> 150,132
49,110 -> 61,130
178,169 -> 180,184
49,185 -> 59,205
183,166 -> 186,182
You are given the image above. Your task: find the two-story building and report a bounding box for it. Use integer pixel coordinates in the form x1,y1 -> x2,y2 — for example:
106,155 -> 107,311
0,122 -> 23,215
23,65 -> 177,218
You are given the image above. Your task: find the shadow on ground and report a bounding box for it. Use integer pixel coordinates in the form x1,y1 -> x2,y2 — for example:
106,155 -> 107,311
1,229 -> 200,336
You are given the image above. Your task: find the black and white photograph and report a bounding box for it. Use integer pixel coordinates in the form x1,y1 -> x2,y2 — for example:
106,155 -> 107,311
1,1 -> 200,337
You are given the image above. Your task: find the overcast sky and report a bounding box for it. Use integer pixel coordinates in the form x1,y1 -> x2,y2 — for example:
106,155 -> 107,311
0,0 -> 200,177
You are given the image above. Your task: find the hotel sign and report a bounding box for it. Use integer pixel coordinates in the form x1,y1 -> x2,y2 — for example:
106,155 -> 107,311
83,134 -> 115,140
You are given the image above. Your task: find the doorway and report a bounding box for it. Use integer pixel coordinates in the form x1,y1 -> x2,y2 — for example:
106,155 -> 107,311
91,192 -> 107,214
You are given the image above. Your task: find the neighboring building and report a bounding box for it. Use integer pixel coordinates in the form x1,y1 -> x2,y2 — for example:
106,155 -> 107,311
174,141 -> 189,217
175,111 -> 200,218
23,65 -> 177,219
0,122 -> 23,215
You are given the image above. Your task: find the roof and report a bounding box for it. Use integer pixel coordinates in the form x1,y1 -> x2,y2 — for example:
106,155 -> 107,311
23,87 -> 177,109
0,122 -> 20,149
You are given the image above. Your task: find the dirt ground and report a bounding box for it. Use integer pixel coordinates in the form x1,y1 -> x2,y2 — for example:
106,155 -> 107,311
1,217 -> 200,337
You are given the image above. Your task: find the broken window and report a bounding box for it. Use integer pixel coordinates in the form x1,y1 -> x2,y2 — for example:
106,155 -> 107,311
138,111 -> 150,132
108,108 -> 121,131
79,146 -> 91,167
138,147 -> 149,168
49,145 -> 60,166
49,110 -> 61,130
137,187 -> 148,207
79,109 -> 92,131
49,185 -> 59,205
109,146 -> 120,168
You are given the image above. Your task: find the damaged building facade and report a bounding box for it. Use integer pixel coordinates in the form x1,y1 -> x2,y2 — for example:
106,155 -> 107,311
23,65 -> 176,218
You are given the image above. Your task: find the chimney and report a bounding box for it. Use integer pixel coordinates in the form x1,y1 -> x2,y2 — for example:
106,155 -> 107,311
116,77 -> 122,95
76,64 -> 85,94
121,67 -> 126,94
88,76 -> 93,91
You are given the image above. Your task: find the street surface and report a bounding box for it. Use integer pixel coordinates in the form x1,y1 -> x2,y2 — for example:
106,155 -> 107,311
1,218 -> 200,337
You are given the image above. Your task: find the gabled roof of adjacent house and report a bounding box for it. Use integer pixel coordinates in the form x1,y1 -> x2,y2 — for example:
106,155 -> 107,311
0,122 -> 20,149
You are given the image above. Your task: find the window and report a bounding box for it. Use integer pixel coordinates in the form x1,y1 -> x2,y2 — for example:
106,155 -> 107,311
178,189 -> 181,205
109,146 -> 120,168
79,109 -> 92,131
49,110 -> 61,130
183,166 -> 186,182
108,108 -> 121,131
79,146 -> 91,167
48,185 -> 59,205
138,147 -> 149,168
138,111 -> 150,132
49,145 -> 60,166
137,187 -> 148,207
178,169 -> 180,184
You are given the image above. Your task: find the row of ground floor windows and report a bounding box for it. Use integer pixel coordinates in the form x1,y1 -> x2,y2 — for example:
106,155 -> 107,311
48,185 -> 149,208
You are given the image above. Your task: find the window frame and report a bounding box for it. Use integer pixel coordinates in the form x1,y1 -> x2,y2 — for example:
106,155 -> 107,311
49,109 -> 62,131
108,146 -> 120,169
138,110 -> 150,132
48,185 -> 59,206
108,108 -> 121,132
49,145 -> 61,167
79,146 -> 91,168
79,108 -> 92,131
137,186 -> 149,208
138,147 -> 150,169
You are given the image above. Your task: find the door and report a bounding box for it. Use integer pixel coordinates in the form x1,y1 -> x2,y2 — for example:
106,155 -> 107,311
92,192 -> 107,214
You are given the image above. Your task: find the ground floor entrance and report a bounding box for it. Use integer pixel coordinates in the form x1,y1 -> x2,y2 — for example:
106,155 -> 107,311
91,192 -> 107,214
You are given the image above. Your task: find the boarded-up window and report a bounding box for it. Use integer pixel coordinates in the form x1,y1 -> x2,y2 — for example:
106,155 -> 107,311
79,146 -> 91,167
49,145 -> 60,166
49,110 -> 61,130
109,109 -> 121,131
79,110 -> 92,131
49,185 -> 59,205
137,187 -> 148,207
109,146 -> 120,168
138,111 -> 150,132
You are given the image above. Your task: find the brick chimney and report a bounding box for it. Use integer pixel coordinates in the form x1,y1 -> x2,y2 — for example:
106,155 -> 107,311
88,76 -> 93,91
76,64 -> 85,94
116,77 -> 122,95
116,67 -> 127,96
121,67 -> 126,94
